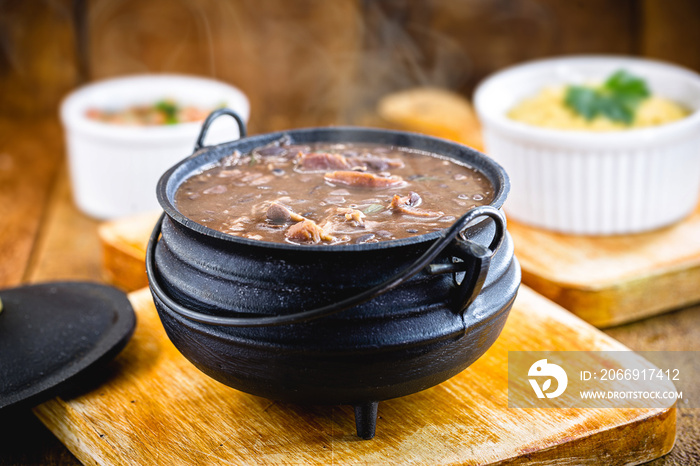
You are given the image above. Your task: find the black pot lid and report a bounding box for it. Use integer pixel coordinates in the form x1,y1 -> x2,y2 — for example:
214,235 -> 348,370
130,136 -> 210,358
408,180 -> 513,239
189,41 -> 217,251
0,282 -> 135,411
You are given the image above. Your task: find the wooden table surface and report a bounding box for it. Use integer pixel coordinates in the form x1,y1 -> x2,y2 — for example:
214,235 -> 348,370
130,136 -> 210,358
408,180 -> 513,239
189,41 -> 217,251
0,118 -> 698,465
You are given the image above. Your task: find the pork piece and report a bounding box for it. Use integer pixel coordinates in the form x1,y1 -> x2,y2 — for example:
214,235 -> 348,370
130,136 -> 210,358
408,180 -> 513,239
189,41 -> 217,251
266,202 -> 305,224
285,219 -> 335,243
251,136 -> 294,161
255,145 -> 288,157
298,152 -> 351,172
336,207 -> 366,227
347,155 -> 404,171
324,170 -> 405,188
390,192 -> 444,217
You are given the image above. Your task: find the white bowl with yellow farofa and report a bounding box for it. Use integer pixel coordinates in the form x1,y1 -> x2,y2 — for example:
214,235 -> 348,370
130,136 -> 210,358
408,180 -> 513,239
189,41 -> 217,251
474,56 -> 700,235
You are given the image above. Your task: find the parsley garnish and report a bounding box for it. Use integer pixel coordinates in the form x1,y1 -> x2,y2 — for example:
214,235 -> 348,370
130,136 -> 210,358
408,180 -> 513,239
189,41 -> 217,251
363,204 -> 385,214
155,99 -> 179,125
564,70 -> 650,125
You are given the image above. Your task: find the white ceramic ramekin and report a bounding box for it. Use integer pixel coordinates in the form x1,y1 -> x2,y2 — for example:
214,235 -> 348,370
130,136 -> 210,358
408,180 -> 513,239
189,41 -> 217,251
60,74 -> 250,220
474,56 -> 700,235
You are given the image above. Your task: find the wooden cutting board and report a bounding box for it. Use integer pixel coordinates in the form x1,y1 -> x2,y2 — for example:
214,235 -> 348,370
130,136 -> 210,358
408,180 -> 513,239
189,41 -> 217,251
33,286 -> 675,465
98,211 -> 160,292
508,201 -> 700,328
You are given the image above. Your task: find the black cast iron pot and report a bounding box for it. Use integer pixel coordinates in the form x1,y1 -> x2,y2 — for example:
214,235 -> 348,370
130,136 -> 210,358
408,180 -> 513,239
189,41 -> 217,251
146,109 -> 521,439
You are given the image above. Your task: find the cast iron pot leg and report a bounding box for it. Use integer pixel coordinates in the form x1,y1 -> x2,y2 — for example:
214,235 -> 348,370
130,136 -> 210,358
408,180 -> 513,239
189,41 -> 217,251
354,401 -> 378,439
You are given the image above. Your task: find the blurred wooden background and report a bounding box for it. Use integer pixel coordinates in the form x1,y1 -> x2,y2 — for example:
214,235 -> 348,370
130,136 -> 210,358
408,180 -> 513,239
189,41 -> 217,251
1,0 -> 700,133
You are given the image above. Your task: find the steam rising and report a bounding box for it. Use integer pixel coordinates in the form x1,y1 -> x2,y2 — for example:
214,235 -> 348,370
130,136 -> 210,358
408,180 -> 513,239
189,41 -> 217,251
0,0 -> 554,125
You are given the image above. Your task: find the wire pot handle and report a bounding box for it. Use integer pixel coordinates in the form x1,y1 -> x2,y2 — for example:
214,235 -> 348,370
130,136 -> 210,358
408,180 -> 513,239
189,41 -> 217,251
194,108 -> 247,152
146,206 -> 505,328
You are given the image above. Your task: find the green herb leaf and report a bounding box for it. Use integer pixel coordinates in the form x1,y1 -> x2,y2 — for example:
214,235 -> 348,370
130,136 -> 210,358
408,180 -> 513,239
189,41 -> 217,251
565,86 -> 599,120
409,175 -> 438,182
363,204 -> 385,214
564,69 -> 650,125
155,99 -> 179,125
603,70 -> 650,102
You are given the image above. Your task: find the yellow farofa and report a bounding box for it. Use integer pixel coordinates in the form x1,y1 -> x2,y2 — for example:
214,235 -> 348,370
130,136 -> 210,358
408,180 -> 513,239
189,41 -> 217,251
508,86 -> 689,131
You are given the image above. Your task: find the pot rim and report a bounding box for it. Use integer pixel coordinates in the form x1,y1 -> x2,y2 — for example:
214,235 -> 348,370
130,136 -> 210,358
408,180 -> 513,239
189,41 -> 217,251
156,126 -> 510,252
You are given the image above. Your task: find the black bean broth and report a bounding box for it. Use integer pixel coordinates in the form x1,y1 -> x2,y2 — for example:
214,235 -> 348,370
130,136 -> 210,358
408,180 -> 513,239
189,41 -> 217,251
175,138 -> 494,245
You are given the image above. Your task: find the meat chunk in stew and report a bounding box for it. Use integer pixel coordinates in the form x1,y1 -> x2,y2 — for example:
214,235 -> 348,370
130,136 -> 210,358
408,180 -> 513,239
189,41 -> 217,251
286,219 -> 335,243
347,155 -> 404,171
298,152 -> 351,172
390,192 -> 444,217
324,171 -> 405,188
337,207 -> 366,227
266,203 -> 305,224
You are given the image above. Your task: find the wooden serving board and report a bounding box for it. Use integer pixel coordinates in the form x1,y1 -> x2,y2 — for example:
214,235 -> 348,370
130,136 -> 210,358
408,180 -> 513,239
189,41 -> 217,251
508,201 -> 700,328
33,286 -> 675,465
98,211 -> 161,292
